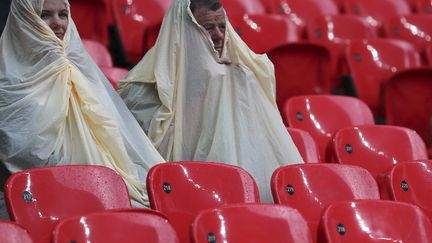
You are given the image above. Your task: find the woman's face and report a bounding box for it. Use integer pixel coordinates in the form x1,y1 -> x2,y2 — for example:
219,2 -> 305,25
41,0 -> 69,40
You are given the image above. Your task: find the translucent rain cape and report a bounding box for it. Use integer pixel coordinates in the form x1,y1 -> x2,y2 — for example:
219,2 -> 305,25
119,0 -> 303,202
0,0 -> 164,215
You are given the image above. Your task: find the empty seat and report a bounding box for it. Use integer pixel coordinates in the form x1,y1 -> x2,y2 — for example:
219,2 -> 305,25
69,0 -> 113,46
229,14 -> 302,53
307,15 -> 378,90
344,0 -> 412,31
384,15 -> 432,56
345,39 -> 422,116
82,39 -> 113,67
146,161 -> 260,243
287,127 -> 320,163
4,165 -> 132,243
99,66 -> 128,90
413,0 -> 432,13
52,209 -> 179,243
220,0 -> 267,18
268,44 -> 332,116
383,68 -> 432,157
268,0 -> 339,37
284,95 -> 374,161
332,125 -> 429,180
381,160 -> 432,221
319,200 -> 432,243
192,203 -> 313,243
271,163 -> 379,242
0,220 -> 33,243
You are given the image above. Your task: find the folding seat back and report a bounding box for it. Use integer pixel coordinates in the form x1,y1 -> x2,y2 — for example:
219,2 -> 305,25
383,68 -> 432,155
52,209 -> 179,243
229,14 -> 302,54
284,95 -> 374,161
271,164 -> 379,242
384,15 -> 432,53
415,0 -> 432,13
146,162 -> 260,243
0,221 -> 33,243
333,125 -> 429,179
345,39 -> 422,116
82,39 -> 113,67
286,127 -> 321,163
220,0 -> 267,17
268,0 -> 339,31
69,0 -> 113,46
319,200 -> 432,243
192,204 -> 313,243
100,66 -> 128,90
344,0 -> 412,28
268,44 -> 332,116
4,165 -> 131,243
383,161 -> 432,221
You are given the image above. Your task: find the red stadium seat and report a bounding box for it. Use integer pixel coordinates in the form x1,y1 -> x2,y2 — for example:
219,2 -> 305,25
4,165 -> 132,243
381,160 -> 432,221
332,125 -> 429,180
69,0 -> 113,46
100,66 -> 128,90
344,0 -> 412,32
146,161 -> 260,243
82,39 -> 113,67
52,209 -> 179,243
0,221 -> 33,243
345,39 -> 422,116
268,44 -> 332,115
284,95 -> 374,161
319,200 -> 432,243
286,127 -> 321,163
307,15 -> 378,90
220,0 -> 267,18
414,0 -> 432,13
271,164 -> 380,242
268,0 -> 339,37
229,14 -> 302,53
383,68 -> 432,156
192,204 -> 313,243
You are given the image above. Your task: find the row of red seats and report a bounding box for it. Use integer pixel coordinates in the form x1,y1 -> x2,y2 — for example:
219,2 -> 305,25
2,161 -> 432,242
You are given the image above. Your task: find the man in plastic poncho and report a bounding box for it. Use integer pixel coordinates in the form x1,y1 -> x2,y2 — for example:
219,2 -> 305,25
120,0 -> 304,202
0,0 -> 165,219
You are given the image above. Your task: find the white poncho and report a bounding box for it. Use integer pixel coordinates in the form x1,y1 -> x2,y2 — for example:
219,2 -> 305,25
119,0 -> 303,202
0,0 -> 164,216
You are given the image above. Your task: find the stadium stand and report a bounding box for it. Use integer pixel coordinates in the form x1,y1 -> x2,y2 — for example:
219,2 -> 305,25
286,127 -> 321,163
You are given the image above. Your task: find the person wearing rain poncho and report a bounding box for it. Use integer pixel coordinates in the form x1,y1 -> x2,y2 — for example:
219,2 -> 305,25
119,0 -> 304,202
0,0 -> 165,219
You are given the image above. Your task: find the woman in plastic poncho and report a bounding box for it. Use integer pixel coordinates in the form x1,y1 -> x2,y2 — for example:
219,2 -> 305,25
119,0 -> 304,202
0,0 -> 165,219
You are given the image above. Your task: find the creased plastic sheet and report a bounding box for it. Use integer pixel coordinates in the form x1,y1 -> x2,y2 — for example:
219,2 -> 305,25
119,0 -> 303,202
0,0 -> 165,217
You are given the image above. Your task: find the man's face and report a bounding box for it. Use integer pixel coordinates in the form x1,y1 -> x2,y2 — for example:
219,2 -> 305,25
193,7 -> 226,57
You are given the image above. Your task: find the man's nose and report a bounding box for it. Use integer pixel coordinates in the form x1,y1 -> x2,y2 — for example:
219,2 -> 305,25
212,27 -> 224,40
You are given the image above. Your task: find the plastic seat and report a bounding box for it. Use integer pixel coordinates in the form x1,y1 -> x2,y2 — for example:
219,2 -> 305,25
284,95 -> 374,161
220,0 -> 267,18
271,163 -> 379,242
381,161 -> 432,221
416,0 -> 432,13
345,39 -> 422,116
332,125 -> 429,180
69,0 -> 113,46
82,39 -> 113,67
319,200 -> 432,243
100,66 -> 128,90
0,221 -> 33,243
112,0 -> 173,63
286,127 -> 320,163
268,0 -> 339,37
52,209 -> 179,243
383,68 -> 432,157
4,165 -> 132,243
307,15 -> 378,91
384,15 -> 432,58
146,161 -> 260,243
268,44 -> 332,116
192,203 -> 313,243
229,14 -> 302,53
344,0 -> 412,31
